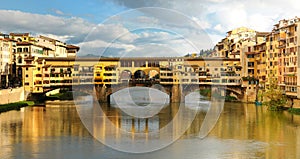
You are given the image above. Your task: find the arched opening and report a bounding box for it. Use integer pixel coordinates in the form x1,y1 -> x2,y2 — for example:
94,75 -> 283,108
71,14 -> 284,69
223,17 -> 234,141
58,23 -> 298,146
18,56 -> 22,64
17,67 -> 22,78
107,93 -> 111,105
133,70 -> 146,79
148,70 -> 159,79
120,70 -> 132,82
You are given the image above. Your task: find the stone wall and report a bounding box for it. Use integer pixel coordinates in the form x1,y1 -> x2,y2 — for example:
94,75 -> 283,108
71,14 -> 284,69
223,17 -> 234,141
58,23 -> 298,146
292,99 -> 300,108
0,87 -> 28,105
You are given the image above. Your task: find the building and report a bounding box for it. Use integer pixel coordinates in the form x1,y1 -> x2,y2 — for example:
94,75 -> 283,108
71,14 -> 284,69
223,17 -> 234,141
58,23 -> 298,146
6,33 -> 80,89
0,35 -> 16,88
214,27 -> 257,59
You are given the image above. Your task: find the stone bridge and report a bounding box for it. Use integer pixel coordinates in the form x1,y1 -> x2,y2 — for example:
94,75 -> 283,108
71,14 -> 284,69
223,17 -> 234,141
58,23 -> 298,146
71,83 -> 246,103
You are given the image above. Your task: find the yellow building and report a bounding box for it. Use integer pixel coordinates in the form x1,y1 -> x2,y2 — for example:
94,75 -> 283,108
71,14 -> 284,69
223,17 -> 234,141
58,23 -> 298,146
270,17 -> 300,97
215,27 -> 257,59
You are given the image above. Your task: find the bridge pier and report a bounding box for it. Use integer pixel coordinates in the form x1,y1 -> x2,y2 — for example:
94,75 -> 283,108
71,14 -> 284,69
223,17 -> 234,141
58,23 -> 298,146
27,93 -> 46,102
171,84 -> 181,103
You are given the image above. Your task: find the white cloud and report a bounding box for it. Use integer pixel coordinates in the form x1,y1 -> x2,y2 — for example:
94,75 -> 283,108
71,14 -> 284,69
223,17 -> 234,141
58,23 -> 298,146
38,33 -> 74,42
52,9 -> 65,15
213,24 -> 224,33
110,0 -> 300,45
77,29 -> 201,57
4,0 -> 300,56
191,17 -> 211,30
0,10 -> 94,42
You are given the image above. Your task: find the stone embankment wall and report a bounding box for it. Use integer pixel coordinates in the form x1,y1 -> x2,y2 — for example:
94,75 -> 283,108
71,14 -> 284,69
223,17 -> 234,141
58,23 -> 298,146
0,87 -> 28,104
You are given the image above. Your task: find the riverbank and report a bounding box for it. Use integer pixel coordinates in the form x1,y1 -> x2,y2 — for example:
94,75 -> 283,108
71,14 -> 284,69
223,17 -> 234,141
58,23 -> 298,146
288,108 -> 300,115
0,101 -> 35,113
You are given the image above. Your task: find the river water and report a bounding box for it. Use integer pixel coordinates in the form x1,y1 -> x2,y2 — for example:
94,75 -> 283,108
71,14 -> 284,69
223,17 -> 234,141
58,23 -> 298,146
1,100 -> 300,159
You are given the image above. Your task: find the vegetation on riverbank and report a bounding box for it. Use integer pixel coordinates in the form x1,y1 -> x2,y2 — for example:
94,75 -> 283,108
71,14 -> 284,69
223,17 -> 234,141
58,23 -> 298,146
262,80 -> 288,111
225,96 -> 238,102
199,88 -> 237,102
288,108 -> 300,115
199,89 -> 211,97
0,101 -> 35,113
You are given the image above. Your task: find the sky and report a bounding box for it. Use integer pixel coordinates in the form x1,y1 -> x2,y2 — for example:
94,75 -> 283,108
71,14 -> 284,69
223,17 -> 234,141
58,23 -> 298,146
1,0 -> 300,57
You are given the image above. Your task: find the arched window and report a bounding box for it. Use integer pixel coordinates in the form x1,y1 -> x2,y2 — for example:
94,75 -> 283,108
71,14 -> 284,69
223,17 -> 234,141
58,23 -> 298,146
18,56 -> 22,64
17,67 -> 22,78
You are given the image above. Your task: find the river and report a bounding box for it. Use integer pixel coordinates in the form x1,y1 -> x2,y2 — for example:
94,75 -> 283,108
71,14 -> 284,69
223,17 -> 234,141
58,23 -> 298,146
1,100 -> 300,159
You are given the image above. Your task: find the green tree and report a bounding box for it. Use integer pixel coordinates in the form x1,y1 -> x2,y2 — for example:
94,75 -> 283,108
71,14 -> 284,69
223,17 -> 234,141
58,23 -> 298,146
263,79 -> 287,111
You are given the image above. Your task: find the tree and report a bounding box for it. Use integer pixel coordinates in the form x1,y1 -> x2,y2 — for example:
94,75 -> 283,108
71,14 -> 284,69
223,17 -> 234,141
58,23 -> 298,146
263,79 -> 287,111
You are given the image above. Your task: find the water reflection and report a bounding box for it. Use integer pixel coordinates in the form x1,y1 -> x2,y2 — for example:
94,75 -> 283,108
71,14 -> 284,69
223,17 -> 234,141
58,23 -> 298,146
76,95 -> 200,153
1,101 -> 300,158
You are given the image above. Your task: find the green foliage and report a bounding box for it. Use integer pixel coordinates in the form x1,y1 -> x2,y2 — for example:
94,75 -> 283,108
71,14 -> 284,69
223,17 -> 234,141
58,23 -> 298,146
288,108 -> 300,115
199,48 -> 214,57
225,96 -> 237,102
183,48 -> 214,57
0,101 -> 34,113
47,92 -> 73,100
263,79 -> 287,111
257,89 -> 264,102
199,89 -> 211,97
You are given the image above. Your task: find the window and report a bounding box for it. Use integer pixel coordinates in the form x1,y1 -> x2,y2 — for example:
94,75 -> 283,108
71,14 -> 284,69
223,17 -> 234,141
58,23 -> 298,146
23,47 -> 29,52
26,74 -> 28,77
25,82 -> 29,86
18,57 -> 22,64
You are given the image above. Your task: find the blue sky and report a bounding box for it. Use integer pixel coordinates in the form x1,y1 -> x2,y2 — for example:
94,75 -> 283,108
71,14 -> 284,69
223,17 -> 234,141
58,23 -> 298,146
0,0 -> 126,23
1,0 -> 300,56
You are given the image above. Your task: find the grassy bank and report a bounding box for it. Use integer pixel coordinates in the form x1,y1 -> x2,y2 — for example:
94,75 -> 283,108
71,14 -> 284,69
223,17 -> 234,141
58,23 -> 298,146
288,108 -> 300,115
0,101 -> 35,113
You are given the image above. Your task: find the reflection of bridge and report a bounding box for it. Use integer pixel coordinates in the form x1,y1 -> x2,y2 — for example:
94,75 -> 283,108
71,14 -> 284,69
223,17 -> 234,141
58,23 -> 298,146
23,57 -> 246,101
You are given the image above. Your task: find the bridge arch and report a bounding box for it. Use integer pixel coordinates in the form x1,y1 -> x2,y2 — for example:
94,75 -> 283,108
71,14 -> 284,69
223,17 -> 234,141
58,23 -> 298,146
120,70 -> 132,82
223,87 -> 245,100
148,70 -> 159,79
133,70 -> 146,79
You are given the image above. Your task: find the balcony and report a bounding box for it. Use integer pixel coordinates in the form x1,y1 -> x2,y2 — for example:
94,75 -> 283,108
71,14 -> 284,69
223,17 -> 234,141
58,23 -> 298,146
285,91 -> 297,97
284,82 -> 297,86
24,56 -> 34,61
242,76 -> 258,82
277,44 -> 286,49
284,73 -> 296,76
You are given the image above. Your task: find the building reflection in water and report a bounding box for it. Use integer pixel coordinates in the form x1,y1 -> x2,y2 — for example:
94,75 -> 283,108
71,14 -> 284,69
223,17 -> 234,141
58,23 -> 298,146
1,101 -> 300,158
89,100 -> 198,152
